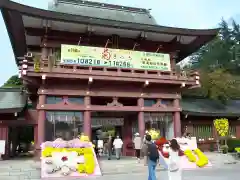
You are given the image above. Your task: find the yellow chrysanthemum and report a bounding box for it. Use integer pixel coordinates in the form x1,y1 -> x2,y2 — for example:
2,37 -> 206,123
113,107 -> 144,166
214,118 -> 229,137
194,148 -> 208,167
184,150 -> 197,162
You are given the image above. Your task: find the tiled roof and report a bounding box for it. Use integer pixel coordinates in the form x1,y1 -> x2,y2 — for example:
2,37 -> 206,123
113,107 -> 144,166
49,0 -> 157,25
0,88 -> 27,111
181,98 -> 240,117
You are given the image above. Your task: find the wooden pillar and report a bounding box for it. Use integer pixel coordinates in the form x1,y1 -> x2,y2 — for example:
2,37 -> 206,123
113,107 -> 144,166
83,96 -> 91,139
138,98 -> 145,138
36,94 -> 46,158
236,124 -> 240,139
173,99 -> 181,137
34,125 -> 38,153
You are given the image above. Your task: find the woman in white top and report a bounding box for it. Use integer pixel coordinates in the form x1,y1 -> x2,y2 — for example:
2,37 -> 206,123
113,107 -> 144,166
168,139 -> 182,180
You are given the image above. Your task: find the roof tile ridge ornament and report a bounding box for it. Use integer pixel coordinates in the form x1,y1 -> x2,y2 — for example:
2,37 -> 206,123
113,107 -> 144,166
57,0 -> 149,13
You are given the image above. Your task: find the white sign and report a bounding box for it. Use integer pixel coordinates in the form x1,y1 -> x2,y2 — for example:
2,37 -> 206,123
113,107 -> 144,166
176,137 -> 197,151
97,140 -> 104,148
0,140 -> 6,154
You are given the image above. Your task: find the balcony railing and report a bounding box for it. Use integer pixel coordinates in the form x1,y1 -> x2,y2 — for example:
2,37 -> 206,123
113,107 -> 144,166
18,54 -> 200,84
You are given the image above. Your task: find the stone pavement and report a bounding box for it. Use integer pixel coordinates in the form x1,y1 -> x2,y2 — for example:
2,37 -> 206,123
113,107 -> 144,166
0,159 -> 41,180
99,157 -> 163,175
204,152 -> 238,166
0,157 -> 162,180
0,153 -> 238,180
82,168 -> 240,180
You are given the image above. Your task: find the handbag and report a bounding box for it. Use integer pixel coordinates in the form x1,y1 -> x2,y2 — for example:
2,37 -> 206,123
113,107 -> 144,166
169,161 -> 179,172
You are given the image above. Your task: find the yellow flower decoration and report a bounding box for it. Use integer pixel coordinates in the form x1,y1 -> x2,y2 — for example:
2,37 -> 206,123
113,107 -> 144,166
84,154 -> 95,174
77,163 -> 85,173
214,118 -> 229,137
42,140 -> 97,175
235,147 -> 240,153
148,129 -> 160,140
80,135 -> 90,142
184,149 -> 196,162
194,148 -> 208,167
42,147 -> 54,157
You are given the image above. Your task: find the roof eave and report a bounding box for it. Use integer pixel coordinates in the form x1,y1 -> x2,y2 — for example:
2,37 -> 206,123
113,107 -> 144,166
0,0 -> 219,62
0,107 -> 25,113
182,110 -> 240,117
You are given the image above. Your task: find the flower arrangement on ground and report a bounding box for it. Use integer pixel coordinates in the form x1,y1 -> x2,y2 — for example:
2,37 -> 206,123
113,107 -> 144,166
194,148 -> 209,167
41,136 -> 100,177
184,149 -> 196,162
154,137 -> 208,168
154,137 -> 184,158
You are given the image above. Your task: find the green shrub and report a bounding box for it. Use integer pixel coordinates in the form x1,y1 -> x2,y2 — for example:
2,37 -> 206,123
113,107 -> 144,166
227,139 -> 240,152
220,145 -> 229,154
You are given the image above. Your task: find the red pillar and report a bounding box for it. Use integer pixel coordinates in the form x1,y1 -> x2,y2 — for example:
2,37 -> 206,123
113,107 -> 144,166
138,98 -> 145,138
236,124 -> 240,139
173,99 -> 181,137
83,96 -> 91,139
36,94 -> 46,158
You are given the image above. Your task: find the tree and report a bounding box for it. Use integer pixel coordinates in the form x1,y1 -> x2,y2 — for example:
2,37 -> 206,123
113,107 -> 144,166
183,19 -> 240,102
190,19 -> 240,72
2,75 -> 22,87
201,69 -> 238,103
182,68 -> 239,103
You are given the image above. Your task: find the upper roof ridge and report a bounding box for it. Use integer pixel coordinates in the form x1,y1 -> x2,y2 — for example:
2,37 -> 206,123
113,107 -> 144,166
55,0 -> 150,14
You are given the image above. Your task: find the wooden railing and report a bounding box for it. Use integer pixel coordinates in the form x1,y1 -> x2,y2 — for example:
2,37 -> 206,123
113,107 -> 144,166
19,56 -> 199,82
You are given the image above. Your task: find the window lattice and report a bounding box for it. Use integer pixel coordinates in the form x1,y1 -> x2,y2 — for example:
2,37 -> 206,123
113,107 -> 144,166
193,125 -> 213,139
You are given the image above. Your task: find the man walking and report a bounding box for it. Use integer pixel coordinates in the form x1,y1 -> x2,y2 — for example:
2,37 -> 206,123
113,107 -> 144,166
145,134 -> 159,180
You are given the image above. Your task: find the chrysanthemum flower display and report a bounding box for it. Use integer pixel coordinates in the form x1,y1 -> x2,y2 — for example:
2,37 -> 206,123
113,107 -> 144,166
147,129 -> 160,140
41,137 -> 101,178
194,148 -> 209,167
155,137 -> 184,158
184,149 -> 196,162
214,118 -> 229,137
155,137 -> 209,168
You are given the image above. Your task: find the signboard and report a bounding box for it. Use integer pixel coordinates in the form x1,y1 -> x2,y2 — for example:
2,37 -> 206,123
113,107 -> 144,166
176,137 -> 197,151
60,44 -> 171,71
91,118 -> 124,126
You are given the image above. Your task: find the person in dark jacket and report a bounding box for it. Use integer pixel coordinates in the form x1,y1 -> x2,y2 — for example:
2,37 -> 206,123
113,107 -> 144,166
106,135 -> 113,160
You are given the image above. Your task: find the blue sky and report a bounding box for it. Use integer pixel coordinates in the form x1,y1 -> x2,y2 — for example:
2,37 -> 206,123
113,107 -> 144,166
0,0 -> 240,86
